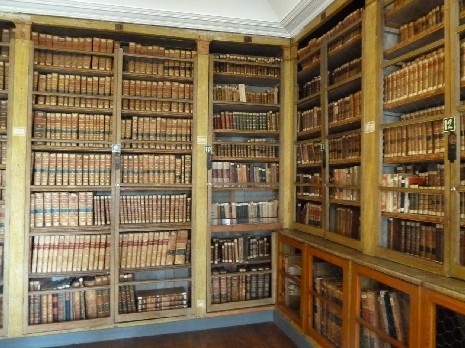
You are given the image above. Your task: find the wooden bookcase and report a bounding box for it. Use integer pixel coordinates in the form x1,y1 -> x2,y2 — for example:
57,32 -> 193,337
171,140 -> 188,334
0,21 -> 12,335
294,0 -> 365,250
206,42 -> 282,312
276,233 -> 306,329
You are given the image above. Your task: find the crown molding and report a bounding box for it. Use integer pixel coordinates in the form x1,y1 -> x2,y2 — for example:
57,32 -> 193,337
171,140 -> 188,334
281,0 -> 332,38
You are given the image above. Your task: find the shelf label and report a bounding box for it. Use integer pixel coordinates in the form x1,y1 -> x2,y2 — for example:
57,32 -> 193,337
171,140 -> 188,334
13,127 -> 25,136
197,136 -> 207,144
443,117 -> 455,132
364,121 -> 375,133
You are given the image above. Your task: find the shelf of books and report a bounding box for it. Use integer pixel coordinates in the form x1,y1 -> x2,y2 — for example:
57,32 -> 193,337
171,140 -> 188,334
0,22 -> 12,334
26,27 -> 117,332
379,0 -> 446,273
276,234 -> 305,328
306,247 -> 349,348
207,42 -> 281,312
351,263 -> 420,347
294,2 -> 364,250
115,38 -> 196,321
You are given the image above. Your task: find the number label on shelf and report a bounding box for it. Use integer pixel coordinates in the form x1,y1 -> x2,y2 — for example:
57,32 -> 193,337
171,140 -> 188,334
443,117 -> 455,132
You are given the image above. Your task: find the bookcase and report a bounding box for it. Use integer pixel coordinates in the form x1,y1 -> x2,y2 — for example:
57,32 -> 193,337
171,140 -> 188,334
0,21 -> 12,334
206,42 -> 282,312
25,26 -> 198,331
378,0 -> 448,274
294,1 -> 364,250
276,234 -> 305,328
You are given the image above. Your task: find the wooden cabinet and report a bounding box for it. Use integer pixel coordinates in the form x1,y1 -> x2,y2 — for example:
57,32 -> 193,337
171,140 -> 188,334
276,234 -> 306,328
294,1 -> 364,250
206,42 -> 282,312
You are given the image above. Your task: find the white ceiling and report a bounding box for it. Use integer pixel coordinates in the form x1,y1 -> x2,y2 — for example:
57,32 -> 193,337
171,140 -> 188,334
0,0 -> 333,38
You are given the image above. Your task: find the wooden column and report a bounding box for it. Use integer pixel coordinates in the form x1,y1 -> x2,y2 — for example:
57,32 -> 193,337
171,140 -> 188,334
280,45 -> 297,228
193,39 -> 210,317
6,20 -> 31,336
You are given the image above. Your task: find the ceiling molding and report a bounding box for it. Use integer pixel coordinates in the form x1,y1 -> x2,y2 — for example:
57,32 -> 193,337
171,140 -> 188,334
0,0 -> 332,38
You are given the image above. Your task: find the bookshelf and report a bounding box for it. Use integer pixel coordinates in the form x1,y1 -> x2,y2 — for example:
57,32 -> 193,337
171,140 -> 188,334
276,234 -> 305,328
306,246 -> 349,348
0,22 -> 12,334
26,28 -> 117,332
207,42 -> 282,312
294,2 -> 364,250
379,0 -> 447,274
115,38 -> 196,322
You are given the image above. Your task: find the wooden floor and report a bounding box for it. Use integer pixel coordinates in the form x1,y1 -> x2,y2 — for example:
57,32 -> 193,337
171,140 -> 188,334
56,322 -> 298,348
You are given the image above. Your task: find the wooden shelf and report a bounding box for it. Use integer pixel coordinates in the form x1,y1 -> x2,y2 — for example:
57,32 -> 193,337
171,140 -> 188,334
122,71 -> 194,83
118,222 -> 192,232
211,222 -> 280,233
212,101 -> 279,112
213,72 -> 280,87
34,64 -> 114,76
213,129 -> 279,137
327,73 -> 362,100
383,153 -> 444,164
384,0 -> 440,24
381,211 -> 443,224
211,183 -> 280,190
328,36 -> 362,71
296,127 -> 322,139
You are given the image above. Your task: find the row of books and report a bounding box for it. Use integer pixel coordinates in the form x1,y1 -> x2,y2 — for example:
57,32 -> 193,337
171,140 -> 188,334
212,53 -> 281,65
124,41 -> 196,59
35,48 -> 113,73
32,152 -> 111,186
34,72 -> 114,96
328,132 -> 361,160
121,154 -> 192,184
398,105 -> 444,122
213,84 -> 279,105
383,48 -> 445,105
332,206 -> 360,239
330,166 -> 361,186
314,276 -> 343,347
297,106 -> 321,133
296,202 -> 322,227
211,162 -> 279,184
460,41 -> 465,81
0,140 -> 5,165
381,191 -> 444,216
34,94 -> 113,110
119,230 -> 190,269
459,193 -> 465,219
381,170 -> 444,190
122,99 -> 193,114
329,188 -> 360,202
298,8 -> 363,59
122,79 -> 193,100
210,235 -> 271,264
211,269 -> 271,304
213,111 -> 279,131
30,234 -> 110,273
33,111 -> 112,143
0,243 -> 3,278
32,32 -> 115,53
29,275 -> 110,291
28,288 -> 110,325
396,5 -> 444,47
124,58 -> 194,78
136,287 -> 188,312
119,283 -> 136,314
300,76 -> 321,99
360,289 -> 409,346
460,229 -> 465,265
328,91 -> 362,125
213,61 -> 280,78
296,182 -> 322,199
1,28 -> 12,57
328,25 -> 361,55
383,120 -> 444,157
30,192 -> 107,228
210,200 -> 279,226
329,57 -> 362,85
121,116 -> 192,149
296,172 -> 322,185
119,193 -> 191,224
213,141 -> 278,159
0,100 -> 6,131
387,218 -> 444,262
0,200 -> 4,231
0,61 -> 8,91
299,50 -> 320,71
296,141 -> 322,165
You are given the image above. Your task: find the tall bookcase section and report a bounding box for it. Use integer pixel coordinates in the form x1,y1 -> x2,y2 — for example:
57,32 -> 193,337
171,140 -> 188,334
207,42 -> 282,312
351,263 -> 420,347
306,247 -> 349,347
116,39 -> 196,321
380,0 -> 446,273
276,234 -> 306,329
294,3 -> 364,249
26,29 -> 117,331
0,22 -> 13,333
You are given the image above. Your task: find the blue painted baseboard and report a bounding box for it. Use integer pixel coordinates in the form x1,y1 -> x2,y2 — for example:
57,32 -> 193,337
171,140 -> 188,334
273,311 -> 313,348
1,310 -> 276,348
